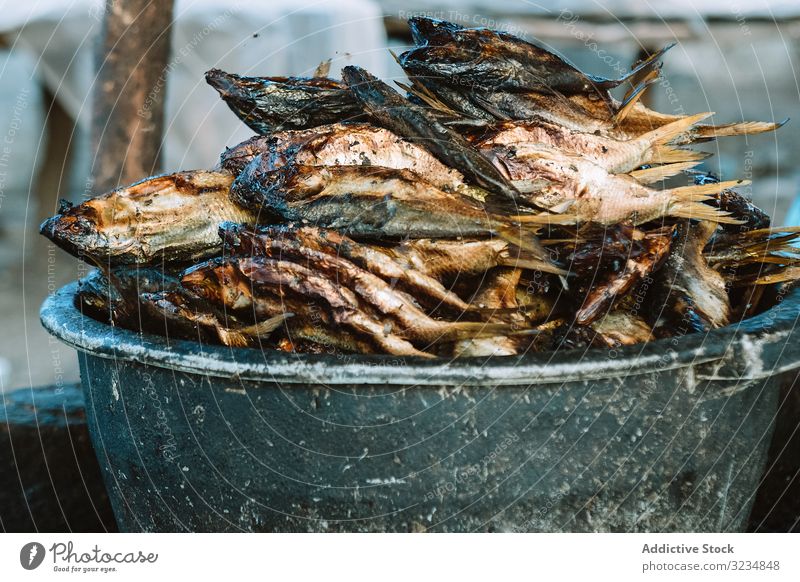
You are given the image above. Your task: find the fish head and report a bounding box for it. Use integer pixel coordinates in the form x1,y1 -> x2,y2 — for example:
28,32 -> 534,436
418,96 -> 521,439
182,259 -> 253,311
408,17 -> 464,46
39,204 -> 108,263
205,68 -> 252,101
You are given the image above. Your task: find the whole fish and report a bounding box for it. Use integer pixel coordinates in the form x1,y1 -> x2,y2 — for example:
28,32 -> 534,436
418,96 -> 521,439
401,17 -> 670,97
475,112 -> 711,175
388,238 -> 552,281
230,163 -> 561,272
205,69 -> 365,134
205,232 -> 520,346
183,257 -> 516,355
425,82 -> 784,144
219,223 -> 473,312
141,289 -> 288,347
568,94 -> 788,143
341,65 -> 520,201
181,257 -> 430,357
494,146 -> 746,226
40,171 -> 257,265
649,220 -> 731,333
177,258 -> 388,355
76,267 -> 181,330
221,123 -> 468,192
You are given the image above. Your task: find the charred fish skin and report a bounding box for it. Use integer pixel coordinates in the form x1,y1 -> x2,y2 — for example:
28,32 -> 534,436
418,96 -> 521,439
185,256 -> 434,357
340,65 -> 521,202
476,113 -> 711,175
77,267 -> 181,330
573,228 -> 672,326
403,16 -> 669,96
232,162 -> 561,272
692,171 -> 771,232
205,69 -> 365,134
218,223 -> 474,313
232,163 -> 495,238
40,171 -> 258,266
219,123 -> 467,193
649,220 -> 731,334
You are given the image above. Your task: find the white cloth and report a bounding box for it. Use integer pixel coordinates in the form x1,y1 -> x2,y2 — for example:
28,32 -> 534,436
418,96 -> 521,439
0,0 -> 389,170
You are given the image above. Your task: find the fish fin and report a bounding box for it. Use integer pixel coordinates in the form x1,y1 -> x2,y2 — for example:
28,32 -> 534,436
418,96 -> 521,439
636,111 -> 714,147
648,145 -> 713,165
469,91 -> 512,121
498,257 -> 557,272
734,266 -> 800,286
511,212 -> 579,226
440,321 -> 519,342
614,68 -> 661,123
668,180 -> 749,224
495,226 -> 567,275
510,178 -> 554,193
691,118 -> 789,141
718,228 -> 800,267
628,160 -> 703,184
241,313 -> 294,337
736,227 -> 800,258
313,59 -> 332,78
622,43 -> 675,83
395,79 -> 460,117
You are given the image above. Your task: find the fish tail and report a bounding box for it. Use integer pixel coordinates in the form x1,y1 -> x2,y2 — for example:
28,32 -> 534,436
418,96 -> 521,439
636,111 -> 714,147
668,180 -> 750,224
743,266 -> 800,286
738,226 -> 800,251
721,228 -> 800,267
691,118 -> 789,141
648,145 -> 712,165
496,226 -> 567,275
628,160 -> 704,184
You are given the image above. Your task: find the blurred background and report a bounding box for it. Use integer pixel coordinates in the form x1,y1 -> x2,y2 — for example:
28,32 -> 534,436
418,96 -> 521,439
0,0 -> 798,392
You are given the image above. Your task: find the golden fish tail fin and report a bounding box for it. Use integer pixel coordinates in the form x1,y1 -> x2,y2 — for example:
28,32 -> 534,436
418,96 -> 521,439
668,180 -> 749,224
635,111 -> 714,147
628,160 -> 705,184
647,145 -> 712,165
690,118 -> 789,142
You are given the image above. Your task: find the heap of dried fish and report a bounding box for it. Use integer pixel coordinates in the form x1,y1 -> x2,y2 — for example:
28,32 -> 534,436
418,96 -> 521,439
40,17 -> 799,358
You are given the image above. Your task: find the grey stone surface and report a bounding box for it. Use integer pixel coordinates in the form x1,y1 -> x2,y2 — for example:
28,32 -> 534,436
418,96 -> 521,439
0,383 -> 116,532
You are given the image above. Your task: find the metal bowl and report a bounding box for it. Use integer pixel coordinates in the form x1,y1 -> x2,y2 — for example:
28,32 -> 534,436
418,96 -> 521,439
41,281 -> 800,532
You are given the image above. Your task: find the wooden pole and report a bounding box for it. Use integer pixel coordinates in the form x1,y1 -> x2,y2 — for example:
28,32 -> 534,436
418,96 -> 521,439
90,0 -> 174,194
